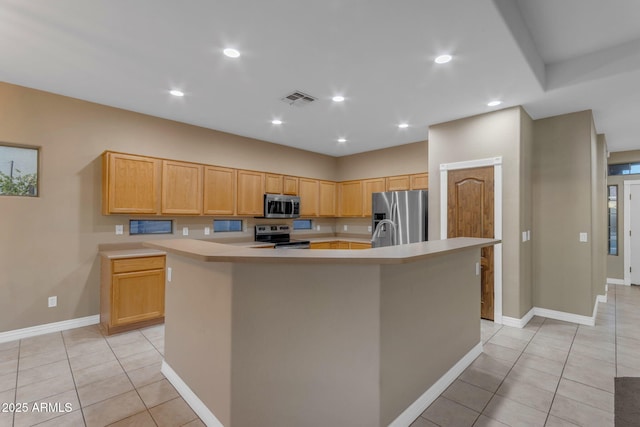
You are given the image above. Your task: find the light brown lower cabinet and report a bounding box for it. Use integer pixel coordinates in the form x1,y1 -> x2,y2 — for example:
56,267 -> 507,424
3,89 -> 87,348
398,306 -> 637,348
309,241 -> 372,249
101,254 -> 166,335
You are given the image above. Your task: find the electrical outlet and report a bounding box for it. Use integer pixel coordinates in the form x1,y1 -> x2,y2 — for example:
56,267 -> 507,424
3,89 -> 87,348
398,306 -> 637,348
167,267 -> 172,282
522,231 -> 527,242
527,230 -> 531,241
368,225 -> 372,232
316,225 -> 320,231
48,296 -> 57,308
182,227 -> 189,236
115,225 -> 123,235
343,225 -> 348,231
204,227 -> 211,235
475,262 -> 480,276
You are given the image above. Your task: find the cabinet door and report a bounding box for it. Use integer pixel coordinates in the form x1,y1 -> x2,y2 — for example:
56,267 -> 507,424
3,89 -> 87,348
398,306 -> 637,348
237,170 -> 265,215
386,175 -> 410,191
111,269 -> 165,326
299,178 -> 319,217
103,152 -> 161,214
336,241 -> 350,249
410,173 -> 429,190
310,242 -> 331,249
203,166 -> 236,215
349,242 -> 371,249
362,178 -> 386,217
339,180 -> 363,217
319,180 -> 337,217
265,174 -> 283,194
283,176 -> 299,195
161,160 -> 203,215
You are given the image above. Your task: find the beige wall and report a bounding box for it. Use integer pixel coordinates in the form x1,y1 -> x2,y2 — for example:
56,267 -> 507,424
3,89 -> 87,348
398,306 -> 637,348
519,111 -> 534,315
0,82 -> 429,333
335,141 -> 428,181
608,150 -> 640,165
428,106 -> 531,318
532,111 -> 597,317
593,134 -> 607,297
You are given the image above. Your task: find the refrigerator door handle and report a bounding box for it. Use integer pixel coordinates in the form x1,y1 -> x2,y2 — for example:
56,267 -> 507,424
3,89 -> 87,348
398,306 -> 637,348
391,200 -> 398,246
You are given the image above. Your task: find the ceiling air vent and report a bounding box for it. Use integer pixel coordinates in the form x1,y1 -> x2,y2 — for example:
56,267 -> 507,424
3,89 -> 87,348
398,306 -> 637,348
281,91 -> 317,107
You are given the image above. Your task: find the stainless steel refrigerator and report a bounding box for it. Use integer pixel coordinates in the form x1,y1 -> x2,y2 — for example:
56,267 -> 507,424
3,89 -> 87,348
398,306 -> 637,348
371,190 -> 428,248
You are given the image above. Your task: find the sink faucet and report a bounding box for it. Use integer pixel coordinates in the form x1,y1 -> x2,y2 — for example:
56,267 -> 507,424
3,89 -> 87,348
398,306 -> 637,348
371,219 -> 397,246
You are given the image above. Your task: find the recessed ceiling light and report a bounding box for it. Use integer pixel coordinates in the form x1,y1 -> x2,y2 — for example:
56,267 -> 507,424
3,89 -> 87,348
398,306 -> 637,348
169,89 -> 184,97
337,138 -> 347,143
434,54 -> 452,64
223,48 -> 240,58
487,100 -> 502,107
332,95 -> 345,102
398,123 -> 409,129
271,119 -> 283,125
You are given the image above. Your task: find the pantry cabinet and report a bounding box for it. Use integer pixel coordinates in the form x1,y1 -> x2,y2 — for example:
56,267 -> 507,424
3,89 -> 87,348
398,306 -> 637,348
161,160 -> 203,215
100,253 -> 166,335
102,152 -> 161,214
203,166 -> 236,215
237,170 -> 265,215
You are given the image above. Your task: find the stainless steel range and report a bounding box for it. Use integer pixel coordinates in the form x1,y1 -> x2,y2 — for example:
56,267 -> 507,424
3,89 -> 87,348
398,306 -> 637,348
254,224 -> 310,249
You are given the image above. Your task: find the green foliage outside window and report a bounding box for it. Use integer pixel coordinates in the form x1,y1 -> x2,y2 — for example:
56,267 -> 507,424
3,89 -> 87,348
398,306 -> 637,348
0,169 -> 38,196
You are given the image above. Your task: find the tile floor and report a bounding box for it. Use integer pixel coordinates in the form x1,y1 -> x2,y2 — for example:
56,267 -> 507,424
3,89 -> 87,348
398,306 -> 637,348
0,323 -> 204,427
0,284 -> 637,426
411,284 -> 640,427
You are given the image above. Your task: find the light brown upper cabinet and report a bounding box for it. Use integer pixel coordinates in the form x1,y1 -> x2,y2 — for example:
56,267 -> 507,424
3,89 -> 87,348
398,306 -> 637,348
237,170 -> 265,216
203,166 -> 236,215
161,160 -> 203,215
362,178 -> 386,216
386,175 -> 410,191
265,173 -> 283,194
410,173 -> 429,190
102,152 -> 161,215
283,176 -> 299,195
339,180 -> 363,217
319,180 -> 337,217
298,178 -> 319,217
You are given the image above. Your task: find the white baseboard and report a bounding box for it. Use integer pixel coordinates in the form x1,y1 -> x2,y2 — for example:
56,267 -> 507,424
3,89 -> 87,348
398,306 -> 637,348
388,342 -> 483,427
607,278 -> 625,285
162,361 -> 224,427
0,315 -> 100,344
502,308 -> 535,328
534,307 -> 595,326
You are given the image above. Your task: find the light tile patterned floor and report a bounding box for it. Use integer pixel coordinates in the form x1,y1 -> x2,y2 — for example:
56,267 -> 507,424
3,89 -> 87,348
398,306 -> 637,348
411,284 -> 640,427
0,324 -> 204,427
0,284 -> 637,426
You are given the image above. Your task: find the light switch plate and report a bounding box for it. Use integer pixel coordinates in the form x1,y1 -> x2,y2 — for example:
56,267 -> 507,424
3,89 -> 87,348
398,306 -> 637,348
48,296 -> 57,308
522,231 -> 527,242
579,232 -> 588,242
182,227 -> 189,236
368,225 -> 372,232
475,262 -> 480,276
167,267 -> 172,282
115,225 -> 123,235
204,227 -> 211,235
527,230 -> 531,241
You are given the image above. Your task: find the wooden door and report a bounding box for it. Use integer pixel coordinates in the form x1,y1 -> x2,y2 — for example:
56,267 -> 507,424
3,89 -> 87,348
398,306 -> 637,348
203,166 -> 236,215
283,176 -> 299,195
161,160 -> 203,215
299,178 -> 319,216
103,152 -> 161,214
339,180 -> 363,217
362,178 -> 386,216
112,269 -> 165,326
237,170 -> 265,215
447,166 -> 495,320
318,181 -> 336,217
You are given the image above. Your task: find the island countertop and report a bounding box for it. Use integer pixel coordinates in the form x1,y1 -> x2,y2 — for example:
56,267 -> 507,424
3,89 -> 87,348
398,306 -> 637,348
143,237 -> 498,264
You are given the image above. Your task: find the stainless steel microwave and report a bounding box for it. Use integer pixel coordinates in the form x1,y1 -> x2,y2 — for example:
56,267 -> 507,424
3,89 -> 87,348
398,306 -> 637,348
264,194 -> 300,218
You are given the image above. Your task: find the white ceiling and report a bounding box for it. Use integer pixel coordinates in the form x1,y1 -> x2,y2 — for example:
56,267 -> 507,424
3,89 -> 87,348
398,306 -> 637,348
1,0 -> 639,156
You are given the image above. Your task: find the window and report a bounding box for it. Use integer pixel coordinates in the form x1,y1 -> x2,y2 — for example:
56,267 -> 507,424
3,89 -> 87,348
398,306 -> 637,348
293,219 -> 313,230
608,185 -> 618,255
214,219 -> 243,232
609,162 -> 640,176
130,220 -> 173,235
0,144 -> 39,196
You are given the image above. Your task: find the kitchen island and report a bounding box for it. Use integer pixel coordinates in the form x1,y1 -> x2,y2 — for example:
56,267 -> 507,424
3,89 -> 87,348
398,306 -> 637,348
144,237 -> 498,427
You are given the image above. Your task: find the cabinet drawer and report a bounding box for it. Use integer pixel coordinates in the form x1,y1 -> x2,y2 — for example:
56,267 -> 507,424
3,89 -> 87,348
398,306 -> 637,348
112,256 -> 165,274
